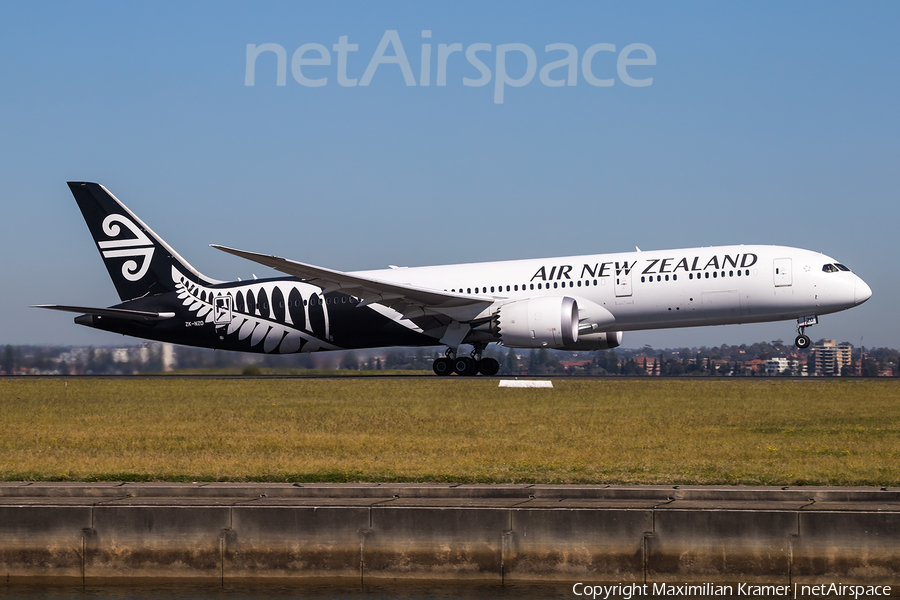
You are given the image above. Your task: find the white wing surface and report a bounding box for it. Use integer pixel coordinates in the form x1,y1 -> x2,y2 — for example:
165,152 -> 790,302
211,245 -> 493,322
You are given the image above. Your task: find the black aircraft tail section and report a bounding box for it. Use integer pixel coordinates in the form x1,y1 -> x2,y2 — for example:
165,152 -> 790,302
67,182 -> 221,301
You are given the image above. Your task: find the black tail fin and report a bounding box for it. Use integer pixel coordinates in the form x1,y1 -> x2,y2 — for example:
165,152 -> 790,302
68,182 -> 221,301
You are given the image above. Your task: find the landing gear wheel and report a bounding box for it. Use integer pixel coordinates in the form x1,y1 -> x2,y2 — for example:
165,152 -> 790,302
453,356 -> 478,376
477,358 -> 500,376
795,334 -> 811,349
433,357 -> 454,376
794,317 -> 817,351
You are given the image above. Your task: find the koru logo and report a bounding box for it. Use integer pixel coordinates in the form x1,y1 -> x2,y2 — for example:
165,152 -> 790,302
97,214 -> 155,281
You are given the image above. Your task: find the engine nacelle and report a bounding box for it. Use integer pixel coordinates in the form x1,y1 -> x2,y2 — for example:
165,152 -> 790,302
496,296 -> 578,348
563,331 -> 623,350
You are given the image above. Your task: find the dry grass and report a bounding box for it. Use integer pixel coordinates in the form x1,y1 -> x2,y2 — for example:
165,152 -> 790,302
0,378 -> 898,486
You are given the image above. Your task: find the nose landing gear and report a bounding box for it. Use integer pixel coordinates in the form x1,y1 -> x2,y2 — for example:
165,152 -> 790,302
795,316 -> 818,349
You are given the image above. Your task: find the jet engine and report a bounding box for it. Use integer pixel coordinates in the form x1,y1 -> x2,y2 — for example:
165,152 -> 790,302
495,296 -> 579,348
564,330 -> 623,350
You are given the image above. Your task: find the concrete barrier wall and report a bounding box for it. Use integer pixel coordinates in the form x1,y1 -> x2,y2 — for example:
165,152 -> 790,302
0,484 -> 898,585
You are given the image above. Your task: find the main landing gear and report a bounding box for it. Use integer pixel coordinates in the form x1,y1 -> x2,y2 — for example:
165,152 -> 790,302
794,316 -> 818,349
432,344 -> 500,377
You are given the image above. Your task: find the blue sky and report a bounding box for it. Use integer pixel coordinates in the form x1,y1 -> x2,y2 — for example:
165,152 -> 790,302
1,1 -> 897,350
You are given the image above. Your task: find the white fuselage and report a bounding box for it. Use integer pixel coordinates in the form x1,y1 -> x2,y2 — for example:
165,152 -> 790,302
353,245 -> 871,333
61,182 -> 872,362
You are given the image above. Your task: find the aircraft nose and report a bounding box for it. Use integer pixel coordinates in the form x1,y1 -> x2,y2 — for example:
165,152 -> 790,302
855,277 -> 872,305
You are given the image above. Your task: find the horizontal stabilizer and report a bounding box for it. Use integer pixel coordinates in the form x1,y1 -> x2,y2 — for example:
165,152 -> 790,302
31,305 -> 176,321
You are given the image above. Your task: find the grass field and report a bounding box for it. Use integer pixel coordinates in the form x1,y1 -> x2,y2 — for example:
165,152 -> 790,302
0,377 -> 898,486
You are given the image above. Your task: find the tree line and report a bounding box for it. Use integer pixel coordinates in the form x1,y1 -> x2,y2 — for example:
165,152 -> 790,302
1,341 -> 896,376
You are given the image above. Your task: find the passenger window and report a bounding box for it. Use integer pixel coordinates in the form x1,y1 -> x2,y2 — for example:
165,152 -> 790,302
641,276 -> 645,283
530,284 -> 535,290
506,285 -> 511,292
554,282 -> 558,289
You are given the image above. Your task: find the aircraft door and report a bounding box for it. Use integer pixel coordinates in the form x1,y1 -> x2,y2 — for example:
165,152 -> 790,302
214,295 -> 233,325
615,261 -> 633,297
773,258 -> 792,287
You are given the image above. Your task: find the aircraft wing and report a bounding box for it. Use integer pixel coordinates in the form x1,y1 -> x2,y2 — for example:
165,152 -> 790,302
210,245 -> 494,321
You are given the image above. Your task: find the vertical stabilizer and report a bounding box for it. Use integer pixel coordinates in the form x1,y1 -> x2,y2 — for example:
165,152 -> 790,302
67,182 -> 221,301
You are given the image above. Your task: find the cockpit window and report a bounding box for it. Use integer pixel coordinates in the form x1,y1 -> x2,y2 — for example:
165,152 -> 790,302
822,263 -> 851,273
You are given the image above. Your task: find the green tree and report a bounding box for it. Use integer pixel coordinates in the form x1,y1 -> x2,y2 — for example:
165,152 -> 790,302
2,345 -> 14,375
533,348 -> 550,375
861,358 -> 880,377
607,350 -> 619,375
505,347 -> 517,375
340,351 -> 359,370
385,351 -> 404,369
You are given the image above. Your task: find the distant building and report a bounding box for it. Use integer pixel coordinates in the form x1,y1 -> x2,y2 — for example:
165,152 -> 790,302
765,358 -> 789,376
162,343 -> 175,372
765,357 -> 800,376
746,359 -> 766,375
808,340 -> 852,376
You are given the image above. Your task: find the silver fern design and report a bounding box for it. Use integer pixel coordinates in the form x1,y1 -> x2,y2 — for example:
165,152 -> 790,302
172,267 -> 338,353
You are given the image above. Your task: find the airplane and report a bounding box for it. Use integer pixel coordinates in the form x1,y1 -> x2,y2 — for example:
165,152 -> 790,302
35,182 -> 872,376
